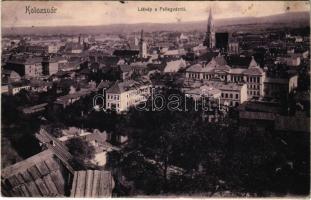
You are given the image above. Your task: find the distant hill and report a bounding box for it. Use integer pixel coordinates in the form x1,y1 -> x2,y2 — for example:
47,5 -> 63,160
2,11 -> 309,36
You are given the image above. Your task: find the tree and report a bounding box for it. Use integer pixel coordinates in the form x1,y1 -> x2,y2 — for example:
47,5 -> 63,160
66,137 -> 95,163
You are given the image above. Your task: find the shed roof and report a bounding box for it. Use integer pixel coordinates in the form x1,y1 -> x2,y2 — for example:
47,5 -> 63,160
70,170 -> 114,197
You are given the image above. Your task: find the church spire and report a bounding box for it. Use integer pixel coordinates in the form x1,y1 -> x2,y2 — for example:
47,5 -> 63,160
203,8 -> 215,48
207,8 -> 213,32
139,29 -> 147,58
140,29 -> 144,42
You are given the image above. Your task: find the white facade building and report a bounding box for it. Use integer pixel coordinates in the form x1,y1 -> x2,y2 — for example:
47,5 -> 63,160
186,55 -> 266,99
106,80 -> 151,113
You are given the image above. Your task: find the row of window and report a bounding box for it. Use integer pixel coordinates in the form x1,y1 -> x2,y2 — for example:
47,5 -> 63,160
248,84 -> 260,89
247,76 -> 260,83
107,102 -> 120,108
189,73 -> 200,79
221,93 -> 239,100
188,73 -> 261,84
248,91 -> 260,96
231,76 -> 243,82
107,94 -> 119,100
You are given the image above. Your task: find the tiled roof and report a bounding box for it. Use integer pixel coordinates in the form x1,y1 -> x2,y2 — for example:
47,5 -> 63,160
214,65 -> 231,72
97,80 -> 113,90
55,89 -> 92,105
186,63 -> 203,72
249,56 -> 259,68
7,57 -> 42,65
1,149 -> 69,197
243,67 -> 264,75
230,68 -> 245,74
106,80 -> 150,94
106,82 -> 121,94
70,170 -> 114,197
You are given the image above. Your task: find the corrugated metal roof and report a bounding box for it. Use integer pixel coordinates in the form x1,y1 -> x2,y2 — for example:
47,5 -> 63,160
1,149 -> 68,197
70,170 -> 114,197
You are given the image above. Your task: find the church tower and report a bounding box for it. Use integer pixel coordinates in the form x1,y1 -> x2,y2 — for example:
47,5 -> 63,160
203,8 -> 215,48
139,29 -> 147,58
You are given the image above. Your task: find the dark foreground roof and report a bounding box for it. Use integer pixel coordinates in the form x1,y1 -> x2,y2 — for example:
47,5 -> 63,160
275,115 -> 310,133
1,149 -> 69,197
70,170 -> 114,197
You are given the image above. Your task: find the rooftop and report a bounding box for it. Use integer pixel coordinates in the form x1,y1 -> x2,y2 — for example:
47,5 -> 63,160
106,80 -> 150,94
70,170 -> 114,197
1,149 -> 69,197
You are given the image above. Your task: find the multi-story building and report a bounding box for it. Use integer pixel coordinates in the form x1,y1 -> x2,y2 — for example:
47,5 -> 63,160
264,74 -> 298,99
5,57 -> 43,78
215,82 -> 248,106
106,80 -> 151,113
186,55 -> 266,99
42,57 -> 63,75
183,80 -> 247,107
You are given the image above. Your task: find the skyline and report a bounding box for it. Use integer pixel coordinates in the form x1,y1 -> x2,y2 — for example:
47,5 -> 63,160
2,1 -> 310,28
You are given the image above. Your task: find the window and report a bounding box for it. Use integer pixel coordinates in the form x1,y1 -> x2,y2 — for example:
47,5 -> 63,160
225,93 -> 228,98
230,94 -> 233,98
221,93 -> 224,98
236,94 -> 239,99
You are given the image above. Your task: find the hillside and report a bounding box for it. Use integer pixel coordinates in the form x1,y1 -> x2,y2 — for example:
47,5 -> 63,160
2,11 -> 309,35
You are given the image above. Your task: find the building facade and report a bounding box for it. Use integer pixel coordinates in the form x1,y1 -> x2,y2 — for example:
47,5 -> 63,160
5,57 -> 43,78
186,55 -> 266,99
106,80 -> 151,113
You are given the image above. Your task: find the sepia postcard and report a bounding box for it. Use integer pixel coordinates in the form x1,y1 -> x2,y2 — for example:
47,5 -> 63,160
1,0 -> 310,198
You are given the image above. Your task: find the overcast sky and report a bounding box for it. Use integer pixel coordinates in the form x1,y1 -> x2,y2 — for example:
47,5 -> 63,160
2,1 -> 309,27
